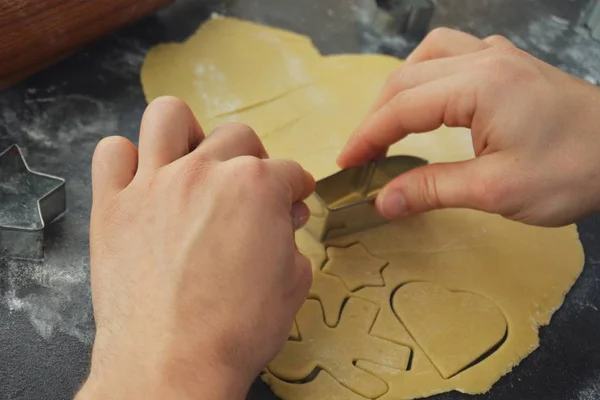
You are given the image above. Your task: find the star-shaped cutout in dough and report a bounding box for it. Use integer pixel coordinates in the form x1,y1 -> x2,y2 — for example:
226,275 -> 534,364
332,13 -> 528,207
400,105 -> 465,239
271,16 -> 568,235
323,243 -> 387,291
0,145 -> 66,259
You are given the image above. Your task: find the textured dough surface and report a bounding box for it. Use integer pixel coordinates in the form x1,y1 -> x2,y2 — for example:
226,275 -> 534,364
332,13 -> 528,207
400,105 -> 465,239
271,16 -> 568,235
141,16 -> 585,400
394,282 -> 508,379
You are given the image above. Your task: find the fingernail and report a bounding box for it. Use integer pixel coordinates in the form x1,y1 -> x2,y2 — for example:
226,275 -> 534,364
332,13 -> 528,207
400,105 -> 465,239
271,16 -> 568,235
378,189 -> 407,219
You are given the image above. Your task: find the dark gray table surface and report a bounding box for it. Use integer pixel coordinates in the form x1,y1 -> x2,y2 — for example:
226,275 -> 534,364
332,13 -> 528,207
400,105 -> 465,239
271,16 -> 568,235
1,0 -> 600,399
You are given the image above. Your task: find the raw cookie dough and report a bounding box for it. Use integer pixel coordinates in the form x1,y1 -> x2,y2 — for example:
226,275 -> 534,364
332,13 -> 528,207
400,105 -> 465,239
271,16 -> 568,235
394,281 -> 508,379
141,16 -> 585,399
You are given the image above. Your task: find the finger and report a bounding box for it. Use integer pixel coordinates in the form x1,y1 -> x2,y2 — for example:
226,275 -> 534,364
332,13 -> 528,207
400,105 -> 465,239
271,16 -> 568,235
265,159 -> 316,203
138,96 -> 205,173
291,250 -> 313,306
339,75 -> 474,168
196,123 -> 268,161
366,56 -> 469,118
92,136 -> 138,202
376,158 -> 484,218
483,34 -> 515,47
406,27 -> 490,64
291,201 -> 310,230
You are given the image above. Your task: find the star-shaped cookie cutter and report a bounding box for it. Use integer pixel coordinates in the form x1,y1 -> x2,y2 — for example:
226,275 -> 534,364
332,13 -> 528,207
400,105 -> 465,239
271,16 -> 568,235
0,145 -> 67,260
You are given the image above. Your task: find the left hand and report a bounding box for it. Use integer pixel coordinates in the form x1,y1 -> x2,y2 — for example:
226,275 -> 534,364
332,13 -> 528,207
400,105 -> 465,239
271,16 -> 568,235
77,97 -> 315,400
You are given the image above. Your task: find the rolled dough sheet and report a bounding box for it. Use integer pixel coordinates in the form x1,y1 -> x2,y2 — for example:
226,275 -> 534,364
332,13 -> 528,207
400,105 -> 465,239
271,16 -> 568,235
141,16 -> 585,400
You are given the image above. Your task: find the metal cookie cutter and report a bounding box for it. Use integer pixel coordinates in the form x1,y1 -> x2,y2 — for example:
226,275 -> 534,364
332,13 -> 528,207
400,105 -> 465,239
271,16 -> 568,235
0,145 -> 67,260
583,0 -> 600,41
377,0 -> 436,38
305,155 -> 428,242
360,0 -> 436,40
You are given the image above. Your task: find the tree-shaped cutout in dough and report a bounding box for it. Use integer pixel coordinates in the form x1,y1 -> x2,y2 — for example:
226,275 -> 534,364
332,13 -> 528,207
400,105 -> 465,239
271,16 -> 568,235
262,371 -> 369,400
324,243 -> 387,291
393,282 -> 508,379
268,298 -> 411,399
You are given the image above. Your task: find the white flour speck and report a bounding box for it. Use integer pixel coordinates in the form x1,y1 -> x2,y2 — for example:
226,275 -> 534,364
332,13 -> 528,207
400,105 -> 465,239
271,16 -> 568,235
507,17 -> 600,83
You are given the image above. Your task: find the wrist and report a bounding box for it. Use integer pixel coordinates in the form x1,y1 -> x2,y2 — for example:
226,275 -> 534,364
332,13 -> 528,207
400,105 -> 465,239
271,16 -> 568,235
77,366 -> 249,400
78,334 -> 251,400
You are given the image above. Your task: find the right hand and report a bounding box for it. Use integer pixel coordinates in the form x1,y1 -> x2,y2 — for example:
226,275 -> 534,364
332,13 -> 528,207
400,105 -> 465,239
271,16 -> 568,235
338,28 -> 600,227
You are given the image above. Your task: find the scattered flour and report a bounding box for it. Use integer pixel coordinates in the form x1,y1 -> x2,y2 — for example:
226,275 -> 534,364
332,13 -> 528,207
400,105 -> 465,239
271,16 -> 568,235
576,373 -> 600,400
0,91 -> 121,343
508,16 -> 600,84
2,257 -> 94,344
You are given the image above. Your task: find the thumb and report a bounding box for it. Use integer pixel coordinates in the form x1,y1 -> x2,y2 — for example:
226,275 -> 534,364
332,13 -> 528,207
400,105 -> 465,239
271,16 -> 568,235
376,159 -> 486,218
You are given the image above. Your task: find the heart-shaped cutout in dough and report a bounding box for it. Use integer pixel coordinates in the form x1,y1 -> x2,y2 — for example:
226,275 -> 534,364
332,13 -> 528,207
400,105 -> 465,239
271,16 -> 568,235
393,282 -> 507,379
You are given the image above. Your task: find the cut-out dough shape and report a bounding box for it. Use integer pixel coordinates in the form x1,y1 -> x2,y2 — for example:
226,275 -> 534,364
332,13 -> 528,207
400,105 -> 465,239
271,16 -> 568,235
262,371 -> 368,400
268,298 -> 411,399
297,230 -> 349,327
356,270 -> 414,347
290,320 -> 300,340
394,282 -> 508,379
142,16 -> 585,400
309,270 -> 350,326
324,244 -> 387,291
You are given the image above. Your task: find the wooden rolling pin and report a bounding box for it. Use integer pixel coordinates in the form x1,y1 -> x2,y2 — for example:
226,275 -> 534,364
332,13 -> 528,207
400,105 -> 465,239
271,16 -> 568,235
0,0 -> 174,88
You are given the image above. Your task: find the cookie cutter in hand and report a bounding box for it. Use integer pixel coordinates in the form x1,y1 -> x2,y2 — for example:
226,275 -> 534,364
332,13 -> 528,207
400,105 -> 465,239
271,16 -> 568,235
305,155 -> 428,242
0,145 -> 67,260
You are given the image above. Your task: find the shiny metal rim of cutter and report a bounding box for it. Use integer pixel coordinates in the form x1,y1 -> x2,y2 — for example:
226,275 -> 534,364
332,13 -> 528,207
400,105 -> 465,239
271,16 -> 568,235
0,144 -> 67,260
305,155 -> 428,242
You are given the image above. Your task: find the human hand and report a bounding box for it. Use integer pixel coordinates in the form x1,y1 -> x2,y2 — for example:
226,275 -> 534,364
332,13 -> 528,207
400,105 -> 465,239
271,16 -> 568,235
338,28 -> 600,227
77,97 -> 315,400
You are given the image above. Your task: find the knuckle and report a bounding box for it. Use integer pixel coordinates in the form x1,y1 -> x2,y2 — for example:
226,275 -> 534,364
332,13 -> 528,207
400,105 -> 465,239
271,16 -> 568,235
215,122 -> 258,139
93,136 -> 132,162
223,156 -> 271,193
425,27 -> 453,44
388,64 -> 413,88
234,155 -> 268,178
469,170 -> 517,213
486,34 -> 514,47
180,156 -> 212,183
482,42 -> 530,64
211,122 -> 265,156
414,169 -> 443,210
475,54 -> 535,86
286,160 -> 305,179
476,55 -> 513,77
147,96 -> 189,113
141,96 -> 196,136
386,89 -> 408,111
96,135 -> 128,150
